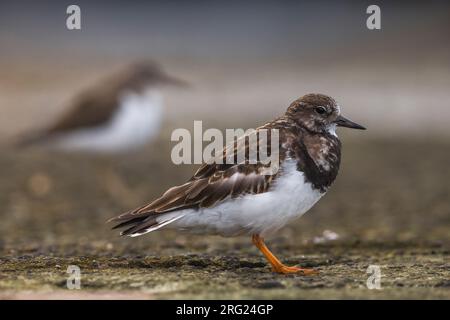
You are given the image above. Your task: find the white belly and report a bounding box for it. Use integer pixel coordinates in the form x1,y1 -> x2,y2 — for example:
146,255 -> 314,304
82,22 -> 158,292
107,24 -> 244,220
169,160 -> 324,237
53,89 -> 163,153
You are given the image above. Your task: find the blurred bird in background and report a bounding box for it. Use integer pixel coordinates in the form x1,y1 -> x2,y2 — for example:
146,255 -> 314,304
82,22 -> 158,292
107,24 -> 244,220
17,61 -> 187,153
16,61 -> 188,206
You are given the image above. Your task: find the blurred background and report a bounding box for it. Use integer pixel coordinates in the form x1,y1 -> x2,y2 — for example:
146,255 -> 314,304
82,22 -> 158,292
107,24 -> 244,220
0,0 -> 449,298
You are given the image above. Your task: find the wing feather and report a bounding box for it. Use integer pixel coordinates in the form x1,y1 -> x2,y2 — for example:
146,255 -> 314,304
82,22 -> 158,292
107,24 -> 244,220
110,123 -> 290,235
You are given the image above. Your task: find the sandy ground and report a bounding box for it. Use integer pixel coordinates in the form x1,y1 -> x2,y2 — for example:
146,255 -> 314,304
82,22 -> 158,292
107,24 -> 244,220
0,136 -> 449,299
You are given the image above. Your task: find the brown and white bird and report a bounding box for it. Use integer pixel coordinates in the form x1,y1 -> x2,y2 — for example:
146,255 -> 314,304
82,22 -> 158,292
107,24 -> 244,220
18,61 -> 187,153
109,93 -> 365,274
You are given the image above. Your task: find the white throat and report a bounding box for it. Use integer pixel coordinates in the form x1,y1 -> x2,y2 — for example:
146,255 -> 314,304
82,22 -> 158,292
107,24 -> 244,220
327,123 -> 338,137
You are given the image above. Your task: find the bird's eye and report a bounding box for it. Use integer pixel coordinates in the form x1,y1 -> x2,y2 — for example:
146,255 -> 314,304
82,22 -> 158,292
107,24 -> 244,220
315,106 -> 327,115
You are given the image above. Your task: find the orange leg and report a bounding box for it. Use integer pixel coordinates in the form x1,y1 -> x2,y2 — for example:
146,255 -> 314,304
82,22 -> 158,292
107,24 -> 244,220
252,234 -> 318,275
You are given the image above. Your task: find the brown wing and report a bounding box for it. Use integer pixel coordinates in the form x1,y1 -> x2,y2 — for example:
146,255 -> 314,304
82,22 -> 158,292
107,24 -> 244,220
15,86 -> 120,148
109,127 -> 286,234
46,88 -> 119,135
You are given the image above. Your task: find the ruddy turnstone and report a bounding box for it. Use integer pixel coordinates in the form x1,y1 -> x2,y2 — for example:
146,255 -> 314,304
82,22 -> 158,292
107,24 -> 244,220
18,61 -> 187,153
109,93 -> 365,274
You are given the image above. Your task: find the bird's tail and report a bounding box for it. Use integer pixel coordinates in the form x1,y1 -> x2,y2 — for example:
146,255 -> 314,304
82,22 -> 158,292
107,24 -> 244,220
14,130 -> 49,148
109,212 -> 185,237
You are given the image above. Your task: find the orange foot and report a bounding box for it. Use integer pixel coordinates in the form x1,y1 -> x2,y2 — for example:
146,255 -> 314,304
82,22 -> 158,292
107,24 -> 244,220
252,234 -> 318,276
271,265 -> 318,275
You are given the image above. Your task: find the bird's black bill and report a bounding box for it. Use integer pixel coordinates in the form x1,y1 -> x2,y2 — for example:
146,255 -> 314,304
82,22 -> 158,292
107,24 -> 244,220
163,75 -> 190,88
334,115 -> 366,130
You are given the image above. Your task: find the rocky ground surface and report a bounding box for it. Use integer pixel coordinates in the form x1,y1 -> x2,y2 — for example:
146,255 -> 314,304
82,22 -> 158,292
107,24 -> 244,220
0,137 -> 449,299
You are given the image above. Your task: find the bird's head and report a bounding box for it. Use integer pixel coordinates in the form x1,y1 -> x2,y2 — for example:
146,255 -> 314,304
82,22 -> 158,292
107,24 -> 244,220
286,93 -> 366,134
125,61 -> 189,88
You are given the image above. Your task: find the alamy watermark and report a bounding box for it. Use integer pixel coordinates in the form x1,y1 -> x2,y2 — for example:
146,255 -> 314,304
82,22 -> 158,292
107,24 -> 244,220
171,121 -> 280,175
65,5 -> 380,32
366,5 -> 381,30
66,5 -> 81,30
66,265 -> 81,289
366,265 -> 382,290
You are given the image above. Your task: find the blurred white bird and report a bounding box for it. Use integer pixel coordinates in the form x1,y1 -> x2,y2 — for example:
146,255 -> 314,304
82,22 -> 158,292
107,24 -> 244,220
18,61 -> 187,153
